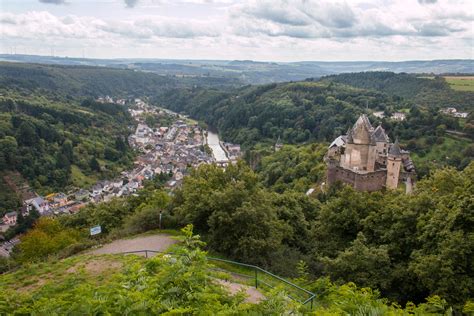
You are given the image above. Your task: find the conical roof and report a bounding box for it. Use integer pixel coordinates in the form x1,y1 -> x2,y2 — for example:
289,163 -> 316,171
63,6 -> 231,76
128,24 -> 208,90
353,114 -> 373,131
388,138 -> 402,157
351,115 -> 373,144
372,125 -> 390,142
276,135 -> 282,145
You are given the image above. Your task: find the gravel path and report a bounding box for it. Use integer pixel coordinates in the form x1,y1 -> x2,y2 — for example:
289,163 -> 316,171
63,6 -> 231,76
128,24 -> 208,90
215,279 -> 265,304
88,234 -> 177,256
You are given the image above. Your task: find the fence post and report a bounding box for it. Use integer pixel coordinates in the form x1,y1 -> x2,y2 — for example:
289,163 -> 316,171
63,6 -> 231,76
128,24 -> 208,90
255,269 -> 258,289
145,250 -> 148,258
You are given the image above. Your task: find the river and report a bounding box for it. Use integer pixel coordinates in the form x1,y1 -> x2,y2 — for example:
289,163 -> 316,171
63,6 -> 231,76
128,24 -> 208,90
155,105 -> 229,162
207,131 -> 229,162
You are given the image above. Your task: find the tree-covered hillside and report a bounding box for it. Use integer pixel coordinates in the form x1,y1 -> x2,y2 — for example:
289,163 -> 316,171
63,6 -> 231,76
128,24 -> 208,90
323,71 -> 473,111
155,81 -> 398,145
0,91 -> 134,196
155,76 -> 473,175
170,161 -> 473,311
0,62 -> 238,99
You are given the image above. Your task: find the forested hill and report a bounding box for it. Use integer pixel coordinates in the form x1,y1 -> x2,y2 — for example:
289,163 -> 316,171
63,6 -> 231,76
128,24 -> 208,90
154,74 -> 473,174
155,81 -> 395,146
0,62 -> 239,99
322,71 -> 473,110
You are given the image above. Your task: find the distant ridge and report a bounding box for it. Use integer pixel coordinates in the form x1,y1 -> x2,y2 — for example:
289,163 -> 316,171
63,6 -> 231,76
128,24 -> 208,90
0,54 -> 472,84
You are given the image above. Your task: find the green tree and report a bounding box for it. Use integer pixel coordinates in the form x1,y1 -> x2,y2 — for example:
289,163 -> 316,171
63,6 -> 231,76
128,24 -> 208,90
16,121 -> 37,147
17,218 -> 83,263
89,156 -> 100,172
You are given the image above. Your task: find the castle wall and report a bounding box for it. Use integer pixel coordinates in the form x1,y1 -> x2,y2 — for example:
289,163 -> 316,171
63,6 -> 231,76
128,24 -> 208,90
327,165 -> 387,192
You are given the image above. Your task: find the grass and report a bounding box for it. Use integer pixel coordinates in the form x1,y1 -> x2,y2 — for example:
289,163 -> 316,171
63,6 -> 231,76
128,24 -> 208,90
0,254 -> 142,294
443,76 -> 474,92
71,165 -> 97,188
411,135 -> 470,171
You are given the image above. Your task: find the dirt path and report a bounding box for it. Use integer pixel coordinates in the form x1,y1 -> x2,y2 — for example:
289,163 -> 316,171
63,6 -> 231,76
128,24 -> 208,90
88,234 -> 177,256
215,279 -> 265,304
88,234 -> 265,303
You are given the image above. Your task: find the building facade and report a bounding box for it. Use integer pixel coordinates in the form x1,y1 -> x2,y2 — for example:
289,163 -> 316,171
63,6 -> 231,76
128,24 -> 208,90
325,115 -> 416,192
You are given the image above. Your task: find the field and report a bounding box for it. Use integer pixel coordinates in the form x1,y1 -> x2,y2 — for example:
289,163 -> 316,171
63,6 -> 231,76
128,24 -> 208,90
443,76 -> 474,92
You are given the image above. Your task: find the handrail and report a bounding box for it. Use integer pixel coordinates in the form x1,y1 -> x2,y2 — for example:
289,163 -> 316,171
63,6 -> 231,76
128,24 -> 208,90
114,249 -> 316,309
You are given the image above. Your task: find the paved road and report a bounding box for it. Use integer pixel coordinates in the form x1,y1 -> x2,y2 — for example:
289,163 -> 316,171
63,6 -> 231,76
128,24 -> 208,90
88,234 -> 177,256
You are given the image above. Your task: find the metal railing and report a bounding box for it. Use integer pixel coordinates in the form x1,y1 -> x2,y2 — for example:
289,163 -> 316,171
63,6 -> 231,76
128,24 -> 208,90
118,249 -> 316,309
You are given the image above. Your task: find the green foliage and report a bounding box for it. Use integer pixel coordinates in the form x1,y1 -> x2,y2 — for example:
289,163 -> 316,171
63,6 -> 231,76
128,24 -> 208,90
174,162 -> 289,266
172,160 -> 473,311
121,191 -> 171,235
256,143 -> 327,192
0,94 -> 134,194
324,72 -> 472,110
62,197 -> 135,234
0,225 -> 296,314
306,278 -> 453,315
0,176 -> 20,217
16,217 -> 84,263
155,81 -> 393,147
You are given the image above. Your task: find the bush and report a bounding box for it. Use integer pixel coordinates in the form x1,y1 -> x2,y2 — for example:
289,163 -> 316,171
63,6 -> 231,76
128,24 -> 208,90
121,207 -> 165,235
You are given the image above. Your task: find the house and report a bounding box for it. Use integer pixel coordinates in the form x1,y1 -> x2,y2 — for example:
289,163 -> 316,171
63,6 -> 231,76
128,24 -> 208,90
2,211 -> 17,226
391,112 -> 406,121
440,107 -> 469,118
92,183 -> 103,195
53,192 -> 68,207
24,196 -> 50,214
373,111 -> 385,118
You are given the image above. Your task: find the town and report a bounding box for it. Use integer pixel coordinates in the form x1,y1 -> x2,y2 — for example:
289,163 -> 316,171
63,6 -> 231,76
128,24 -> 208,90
0,98 -> 241,257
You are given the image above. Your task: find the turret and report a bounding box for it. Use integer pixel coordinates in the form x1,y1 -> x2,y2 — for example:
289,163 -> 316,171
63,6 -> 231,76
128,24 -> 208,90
386,139 -> 402,189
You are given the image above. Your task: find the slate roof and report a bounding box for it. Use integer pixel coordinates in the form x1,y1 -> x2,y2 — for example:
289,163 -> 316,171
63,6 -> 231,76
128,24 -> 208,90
372,125 -> 390,142
388,139 -> 402,157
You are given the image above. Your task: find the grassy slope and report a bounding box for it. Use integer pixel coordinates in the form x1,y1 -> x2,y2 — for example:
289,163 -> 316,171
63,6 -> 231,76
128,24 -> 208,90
443,76 -> 474,92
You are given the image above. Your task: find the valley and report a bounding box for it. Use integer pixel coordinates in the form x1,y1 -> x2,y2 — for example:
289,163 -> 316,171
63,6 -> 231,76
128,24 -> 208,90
0,62 -> 472,314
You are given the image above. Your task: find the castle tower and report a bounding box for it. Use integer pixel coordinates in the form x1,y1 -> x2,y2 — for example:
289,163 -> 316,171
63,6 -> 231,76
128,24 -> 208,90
274,135 -> 283,152
386,139 -> 402,189
342,115 -> 377,172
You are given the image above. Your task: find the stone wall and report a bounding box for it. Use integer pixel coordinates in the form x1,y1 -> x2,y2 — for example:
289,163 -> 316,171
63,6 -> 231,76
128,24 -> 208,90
327,164 -> 387,192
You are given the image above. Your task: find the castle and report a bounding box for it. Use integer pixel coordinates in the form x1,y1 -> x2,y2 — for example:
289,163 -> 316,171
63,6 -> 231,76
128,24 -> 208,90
325,115 -> 416,193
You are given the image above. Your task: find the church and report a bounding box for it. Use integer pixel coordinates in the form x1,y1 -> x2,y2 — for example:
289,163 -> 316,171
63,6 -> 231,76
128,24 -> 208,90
325,114 -> 416,193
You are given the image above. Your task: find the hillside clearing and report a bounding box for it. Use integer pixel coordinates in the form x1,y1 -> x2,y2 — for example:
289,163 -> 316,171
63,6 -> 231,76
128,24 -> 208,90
443,76 -> 474,92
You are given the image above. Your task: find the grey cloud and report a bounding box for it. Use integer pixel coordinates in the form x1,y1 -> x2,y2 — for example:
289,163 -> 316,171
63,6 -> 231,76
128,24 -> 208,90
306,2 -> 357,29
124,0 -> 139,8
98,19 -> 219,39
0,16 -> 18,25
39,0 -> 66,4
418,0 -> 437,4
241,4 -> 311,26
415,22 -> 465,37
231,0 -> 469,40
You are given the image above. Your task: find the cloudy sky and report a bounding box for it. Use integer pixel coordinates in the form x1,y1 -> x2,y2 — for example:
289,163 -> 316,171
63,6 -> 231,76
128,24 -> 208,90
0,0 -> 472,61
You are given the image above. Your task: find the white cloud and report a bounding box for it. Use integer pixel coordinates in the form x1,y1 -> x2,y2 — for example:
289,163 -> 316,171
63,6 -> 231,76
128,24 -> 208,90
1,0 -> 473,61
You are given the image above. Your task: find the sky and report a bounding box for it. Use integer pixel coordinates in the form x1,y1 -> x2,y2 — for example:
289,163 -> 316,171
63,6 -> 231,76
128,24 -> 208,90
0,0 -> 473,62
